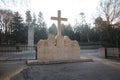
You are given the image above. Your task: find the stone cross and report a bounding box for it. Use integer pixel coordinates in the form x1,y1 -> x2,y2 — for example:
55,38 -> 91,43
51,10 -> 67,36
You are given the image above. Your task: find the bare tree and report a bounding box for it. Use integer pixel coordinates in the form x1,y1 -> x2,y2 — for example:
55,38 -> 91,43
95,0 -> 120,45
0,9 -> 13,32
0,9 -> 14,43
98,0 -> 120,26
0,0 -> 30,8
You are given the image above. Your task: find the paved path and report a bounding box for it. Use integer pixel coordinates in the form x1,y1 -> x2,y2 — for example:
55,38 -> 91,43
80,49 -> 99,58
0,50 -> 36,60
11,59 -> 120,80
0,49 -> 98,60
10,49 -> 120,80
0,61 -> 26,80
1,49 -> 120,80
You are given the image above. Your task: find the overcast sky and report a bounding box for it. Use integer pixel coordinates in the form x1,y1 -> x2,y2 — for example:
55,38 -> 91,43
0,0 -> 100,27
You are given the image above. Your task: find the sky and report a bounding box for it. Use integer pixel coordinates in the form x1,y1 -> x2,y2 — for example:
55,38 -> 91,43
0,0 -> 100,27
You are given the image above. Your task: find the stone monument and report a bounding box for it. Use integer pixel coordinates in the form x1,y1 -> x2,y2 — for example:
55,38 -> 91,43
27,10 -> 93,65
28,26 -> 34,49
27,10 -> 92,65
37,10 -> 80,62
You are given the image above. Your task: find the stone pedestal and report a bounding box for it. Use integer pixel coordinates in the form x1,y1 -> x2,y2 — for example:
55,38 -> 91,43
99,48 -> 106,58
28,27 -> 34,50
99,47 -> 120,58
28,27 -> 34,47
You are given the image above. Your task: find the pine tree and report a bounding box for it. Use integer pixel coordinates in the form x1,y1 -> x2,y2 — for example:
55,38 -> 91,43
37,11 -> 43,27
34,11 -> 48,44
10,12 -> 27,44
25,10 -> 32,26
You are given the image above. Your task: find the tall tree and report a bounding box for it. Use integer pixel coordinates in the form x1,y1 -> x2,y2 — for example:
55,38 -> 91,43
74,25 -> 81,42
10,12 -> 27,44
0,9 -> 14,44
0,29 -> 3,44
98,0 -> 120,27
0,0 -> 30,9
25,10 -> 32,26
96,0 -> 120,45
95,16 -> 120,46
34,25 -> 48,44
37,11 -> 43,27
74,24 -> 91,43
61,24 -> 75,40
34,11 -> 48,44
32,13 -> 37,26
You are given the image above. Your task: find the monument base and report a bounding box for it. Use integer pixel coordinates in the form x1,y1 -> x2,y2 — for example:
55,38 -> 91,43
37,35 -> 81,62
29,35 -> 93,64
27,58 -> 93,65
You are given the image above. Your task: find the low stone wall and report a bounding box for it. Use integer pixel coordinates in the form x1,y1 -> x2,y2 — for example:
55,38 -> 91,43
99,48 -> 106,58
107,48 -> 119,57
37,45 -> 80,61
99,47 -> 120,58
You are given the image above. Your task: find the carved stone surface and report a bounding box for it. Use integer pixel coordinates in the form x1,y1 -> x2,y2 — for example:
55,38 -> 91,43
37,35 -> 80,62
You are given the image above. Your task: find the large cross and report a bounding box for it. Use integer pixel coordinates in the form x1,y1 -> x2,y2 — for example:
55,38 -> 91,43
51,10 -> 67,36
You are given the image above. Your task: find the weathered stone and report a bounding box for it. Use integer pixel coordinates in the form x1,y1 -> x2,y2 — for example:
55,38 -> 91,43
99,47 -> 120,58
37,35 -> 80,62
107,48 -> 119,57
99,48 -> 106,58
55,35 -> 64,47
28,27 -> 34,47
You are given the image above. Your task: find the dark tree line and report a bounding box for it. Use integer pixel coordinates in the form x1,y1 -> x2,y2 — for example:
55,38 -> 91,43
0,8 -> 120,47
0,9 -> 48,45
48,22 -> 120,47
0,0 -> 120,47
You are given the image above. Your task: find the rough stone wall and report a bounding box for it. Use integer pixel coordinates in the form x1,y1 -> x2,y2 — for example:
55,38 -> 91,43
37,35 -> 80,62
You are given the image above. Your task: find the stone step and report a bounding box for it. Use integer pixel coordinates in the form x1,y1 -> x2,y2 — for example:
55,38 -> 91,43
27,58 -> 93,65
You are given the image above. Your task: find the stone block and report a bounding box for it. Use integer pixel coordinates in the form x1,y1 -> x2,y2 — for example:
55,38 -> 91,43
107,48 -> 119,58
99,48 -> 106,58
36,35 -> 80,62
99,47 -> 120,58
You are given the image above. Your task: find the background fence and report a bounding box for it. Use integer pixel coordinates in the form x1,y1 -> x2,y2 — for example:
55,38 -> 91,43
0,45 -> 37,61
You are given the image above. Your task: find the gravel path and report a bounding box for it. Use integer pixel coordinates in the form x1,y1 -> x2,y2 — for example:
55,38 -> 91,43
0,61 -> 26,80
